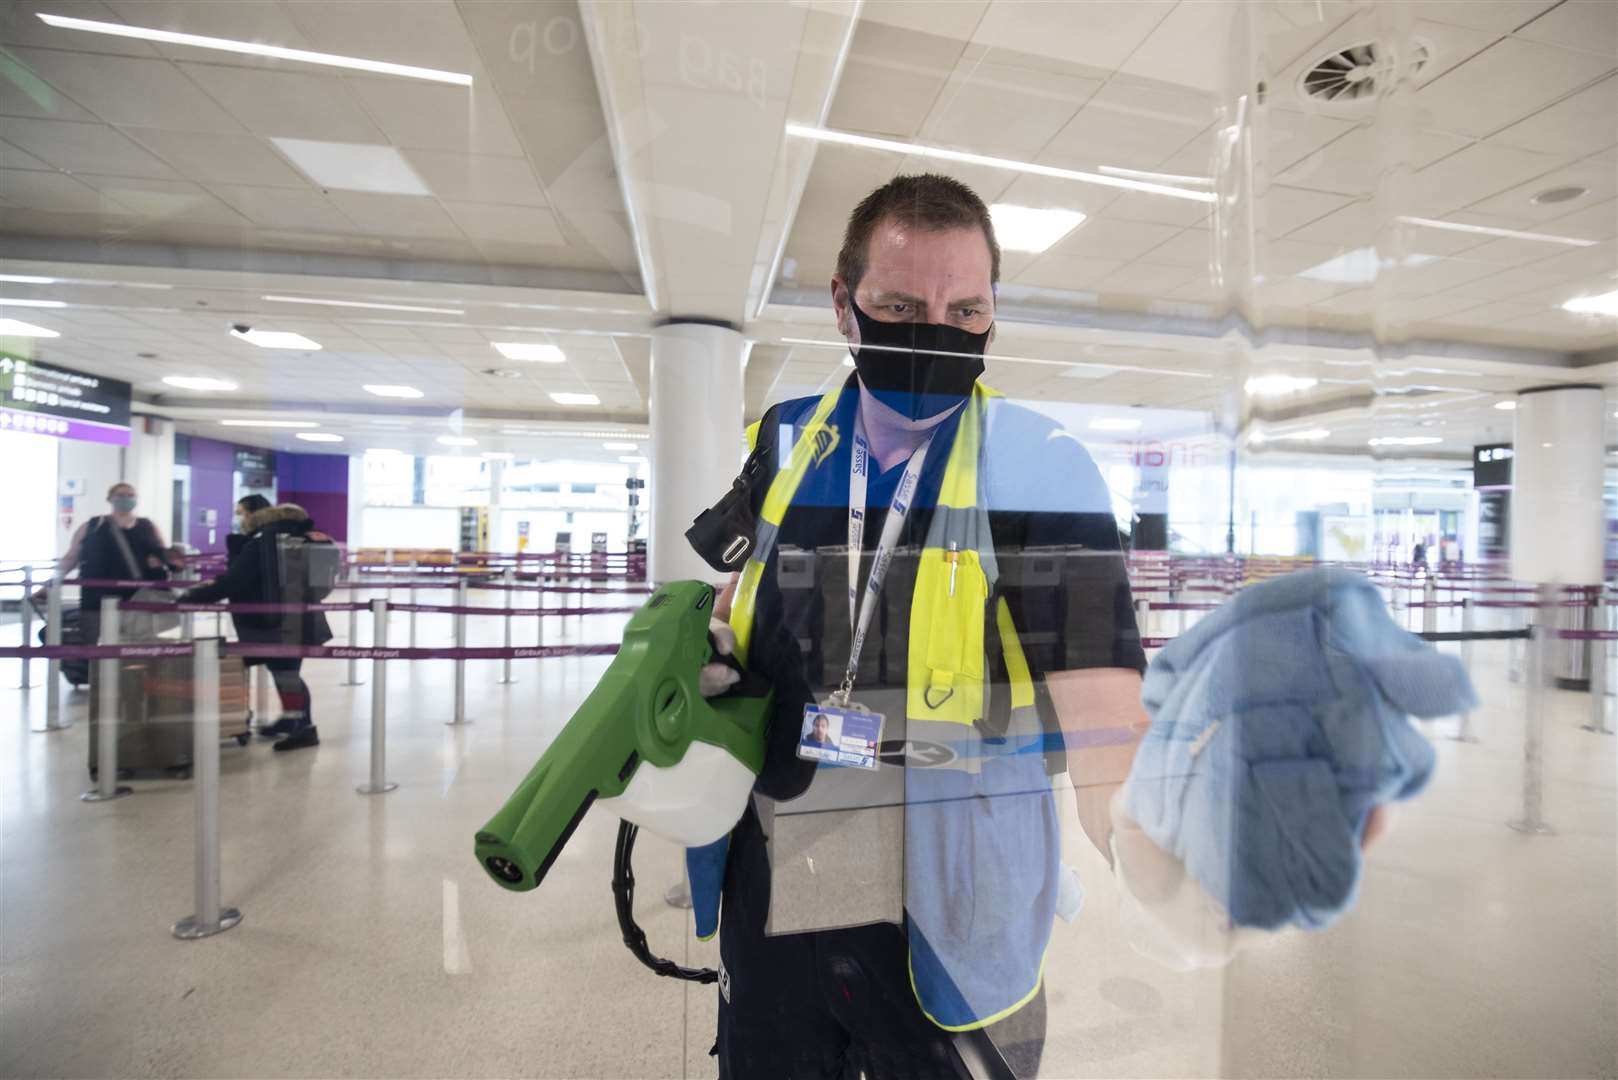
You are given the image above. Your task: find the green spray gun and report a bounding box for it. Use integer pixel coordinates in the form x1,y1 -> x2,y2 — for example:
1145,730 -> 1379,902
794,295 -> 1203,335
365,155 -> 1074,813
474,579 -> 771,894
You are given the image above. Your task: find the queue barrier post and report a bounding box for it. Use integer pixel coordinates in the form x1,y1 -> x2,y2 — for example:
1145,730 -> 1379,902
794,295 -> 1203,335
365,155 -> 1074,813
447,579 -> 468,726
499,567 -> 516,685
358,599 -> 398,795
409,559 -> 419,647
340,566 -> 363,687
1584,593 -> 1612,736
1508,584 -> 1556,835
41,575 -> 65,732
82,597 -> 132,802
1449,597 -> 1479,743
17,564 -> 34,689
172,637 -> 242,939
1422,575 -> 1438,635
1135,598 -> 1151,644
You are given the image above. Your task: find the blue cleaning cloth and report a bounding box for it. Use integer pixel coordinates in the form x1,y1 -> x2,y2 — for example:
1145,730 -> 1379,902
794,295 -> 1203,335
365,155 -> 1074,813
1122,568 -> 1476,932
686,836 -> 729,941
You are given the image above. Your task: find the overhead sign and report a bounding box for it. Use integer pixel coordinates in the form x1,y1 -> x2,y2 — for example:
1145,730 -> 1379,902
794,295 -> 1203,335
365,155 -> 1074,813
0,354 -> 132,445
1473,443 -> 1513,489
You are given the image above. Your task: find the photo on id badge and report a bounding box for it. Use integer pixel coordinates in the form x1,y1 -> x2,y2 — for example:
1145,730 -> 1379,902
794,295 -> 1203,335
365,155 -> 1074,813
798,705 -> 881,770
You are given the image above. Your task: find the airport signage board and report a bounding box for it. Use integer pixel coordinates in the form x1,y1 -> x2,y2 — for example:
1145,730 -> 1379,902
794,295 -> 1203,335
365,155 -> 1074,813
0,354 -> 132,445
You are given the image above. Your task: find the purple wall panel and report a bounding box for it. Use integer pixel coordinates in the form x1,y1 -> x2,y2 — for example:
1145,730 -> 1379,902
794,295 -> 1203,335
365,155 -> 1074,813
186,436 -> 237,555
276,452 -> 349,543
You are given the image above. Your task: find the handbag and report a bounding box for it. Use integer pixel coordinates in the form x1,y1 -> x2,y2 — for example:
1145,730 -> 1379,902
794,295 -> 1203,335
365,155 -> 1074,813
101,517 -> 181,638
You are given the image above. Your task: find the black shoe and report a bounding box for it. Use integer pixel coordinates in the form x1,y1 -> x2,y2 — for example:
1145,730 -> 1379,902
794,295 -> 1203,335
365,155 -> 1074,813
259,715 -> 302,739
272,725 -> 319,752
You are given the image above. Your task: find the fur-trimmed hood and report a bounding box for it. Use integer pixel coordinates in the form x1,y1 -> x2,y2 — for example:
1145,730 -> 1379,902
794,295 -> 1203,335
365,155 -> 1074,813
245,503 -> 311,534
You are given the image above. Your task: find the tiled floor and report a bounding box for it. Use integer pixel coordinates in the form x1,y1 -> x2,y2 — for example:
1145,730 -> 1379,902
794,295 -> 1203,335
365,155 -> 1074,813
2,590 -> 1614,1078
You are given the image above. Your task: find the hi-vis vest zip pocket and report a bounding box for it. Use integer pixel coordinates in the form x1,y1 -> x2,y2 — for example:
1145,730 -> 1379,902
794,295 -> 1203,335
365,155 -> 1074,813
908,545 -> 988,724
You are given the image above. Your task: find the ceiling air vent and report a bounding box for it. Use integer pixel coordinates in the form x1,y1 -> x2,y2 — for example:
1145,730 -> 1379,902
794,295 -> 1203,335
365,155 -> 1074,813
1298,40 -> 1430,109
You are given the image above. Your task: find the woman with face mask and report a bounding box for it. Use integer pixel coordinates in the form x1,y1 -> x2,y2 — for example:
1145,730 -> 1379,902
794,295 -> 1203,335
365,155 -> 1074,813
50,482 -> 182,644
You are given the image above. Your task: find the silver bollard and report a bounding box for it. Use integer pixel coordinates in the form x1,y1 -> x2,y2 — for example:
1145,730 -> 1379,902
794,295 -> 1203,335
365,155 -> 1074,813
1449,597 -> 1479,743
446,579 -> 468,725
172,637 -> 242,939
409,560 -> 419,648
41,575 -> 64,731
18,564 -> 35,688
358,599 -> 398,795
253,664 -> 269,730
499,567 -> 516,685
1135,598 -> 1151,644
83,597 -> 132,801
340,570 -> 363,686
1509,585 -> 1556,835
1422,575 -> 1437,635
1584,594 -> 1612,736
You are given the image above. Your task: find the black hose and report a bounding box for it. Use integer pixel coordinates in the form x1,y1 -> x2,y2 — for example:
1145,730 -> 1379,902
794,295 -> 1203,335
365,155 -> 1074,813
611,821 -> 717,984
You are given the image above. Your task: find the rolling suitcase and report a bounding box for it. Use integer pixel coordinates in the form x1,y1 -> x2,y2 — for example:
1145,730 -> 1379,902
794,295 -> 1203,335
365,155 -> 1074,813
88,652 -> 251,780
29,596 -> 89,687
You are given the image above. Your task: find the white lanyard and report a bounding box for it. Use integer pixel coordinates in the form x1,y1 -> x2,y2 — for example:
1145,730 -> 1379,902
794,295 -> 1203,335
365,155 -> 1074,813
837,414 -> 931,706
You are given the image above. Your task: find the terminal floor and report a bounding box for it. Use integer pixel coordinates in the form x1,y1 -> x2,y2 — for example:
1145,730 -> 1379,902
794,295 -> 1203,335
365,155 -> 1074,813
1,597 -> 1614,1079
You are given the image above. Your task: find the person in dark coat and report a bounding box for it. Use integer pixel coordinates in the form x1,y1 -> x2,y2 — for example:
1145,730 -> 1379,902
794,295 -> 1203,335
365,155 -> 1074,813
48,481 -> 183,643
182,502 -> 334,752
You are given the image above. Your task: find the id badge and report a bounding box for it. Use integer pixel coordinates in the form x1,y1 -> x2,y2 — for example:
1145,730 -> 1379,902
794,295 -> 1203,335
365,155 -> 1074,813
797,701 -> 884,771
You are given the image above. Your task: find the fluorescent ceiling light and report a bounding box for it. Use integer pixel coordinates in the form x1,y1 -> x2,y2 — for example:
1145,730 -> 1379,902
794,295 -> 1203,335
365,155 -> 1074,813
1562,289 -> 1618,317
230,327 -> 322,350
989,205 -> 1086,253
1368,436 -> 1442,447
263,295 -> 463,315
0,297 -> 65,308
1396,215 -> 1597,248
1098,165 -> 1212,187
1245,374 -> 1318,396
619,455 -> 648,465
784,124 -> 1215,204
295,432 -> 344,443
0,318 -> 59,337
269,138 -> 431,196
220,419 -> 318,429
363,384 -> 424,399
0,274 -> 55,284
602,441 -> 637,451
36,13 -> 472,85
493,342 -> 566,363
162,375 -> 237,392
550,392 -> 600,406
1494,400 -> 1517,411
1089,417 -> 1143,431
1298,247 -> 1437,285
437,435 -> 477,447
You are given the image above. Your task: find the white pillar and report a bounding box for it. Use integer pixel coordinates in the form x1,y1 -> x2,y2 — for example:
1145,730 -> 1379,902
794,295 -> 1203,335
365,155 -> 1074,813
1511,384 -> 1605,586
648,321 -> 746,585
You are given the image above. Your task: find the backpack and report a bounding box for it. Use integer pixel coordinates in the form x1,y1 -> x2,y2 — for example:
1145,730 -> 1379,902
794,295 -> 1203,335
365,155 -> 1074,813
276,534 -> 341,602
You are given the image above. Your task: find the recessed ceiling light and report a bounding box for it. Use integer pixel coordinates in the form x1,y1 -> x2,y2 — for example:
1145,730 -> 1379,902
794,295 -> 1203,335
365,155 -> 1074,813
483,368 -> 524,379
1088,417 -> 1143,431
1368,435 -> 1442,447
437,435 -> 477,447
1396,216 -> 1597,248
602,441 -> 637,450
0,274 -> 55,285
493,342 -> 565,363
1245,374 -> 1318,395
784,124 -> 1215,203
1298,247 -> 1436,285
0,318 -> 59,338
550,392 -> 599,406
163,375 -> 238,392
988,204 -> 1086,253
35,13 -> 473,85
1494,400 -> 1517,411
1529,185 -> 1587,206
0,297 -> 66,308
619,455 -> 648,464
220,419 -> 319,429
263,294 -> 463,315
363,384 -> 424,399
269,137 -> 431,197
1562,289 -> 1618,317
230,327 -> 322,350
296,432 -> 344,443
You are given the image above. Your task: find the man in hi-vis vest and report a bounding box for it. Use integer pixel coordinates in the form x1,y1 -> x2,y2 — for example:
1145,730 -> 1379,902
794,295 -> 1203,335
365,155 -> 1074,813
692,174 -> 1149,1078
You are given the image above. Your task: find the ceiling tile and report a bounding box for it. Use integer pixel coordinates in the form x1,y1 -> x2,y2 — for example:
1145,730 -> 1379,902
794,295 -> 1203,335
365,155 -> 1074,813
1492,75 -> 1618,157
100,0 -> 314,56
1,116 -> 179,178
1514,0 -> 1618,57
1051,217 -> 1181,262
1267,110 -> 1363,174
1417,37 -> 1616,138
504,95 -> 609,189
1262,185 -> 1355,235
1276,126 -> 1470,197
7,46 -> 242,132
345,75 -> 524,156
920,62 -> 1099,159
178,64 -> 385,142
0,138 -> 60,171
443,201 -> 565,245
1014,254 -> 1124,291
203,184 -> 360,231
1095,261 -> 1203,296
828,21 -> 966,139
1101,189 -> 1210,228
0,168 -> 113,212
1040,74 -> 1212,171
1117,0 -> 1238,94
1139,226 -> 1212,268
1405,141 -> 1565,217
325,192 -> 466,239
972,1 -> 1176,72
121,127 -> 309,187
995,172 -> 1122,218
401,149 -> 548,207
76,175 -> 249,225
861,0 -> 988,39
1464,163 -> 1617,224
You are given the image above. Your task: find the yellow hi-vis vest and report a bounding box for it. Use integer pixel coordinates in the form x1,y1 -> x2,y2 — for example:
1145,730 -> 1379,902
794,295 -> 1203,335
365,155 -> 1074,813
728,380 -> 1036,725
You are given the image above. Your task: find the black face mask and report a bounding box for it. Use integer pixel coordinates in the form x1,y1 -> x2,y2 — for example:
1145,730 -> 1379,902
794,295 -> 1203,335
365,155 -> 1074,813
848,299 -> 989,421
